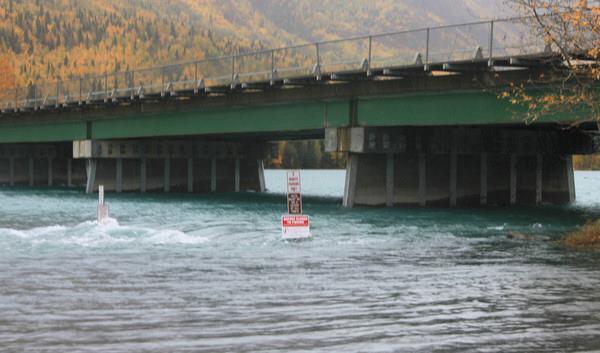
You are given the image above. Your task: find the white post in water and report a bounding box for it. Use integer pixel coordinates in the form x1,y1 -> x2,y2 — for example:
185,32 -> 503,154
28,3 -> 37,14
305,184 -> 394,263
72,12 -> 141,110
97,185 -> 109,222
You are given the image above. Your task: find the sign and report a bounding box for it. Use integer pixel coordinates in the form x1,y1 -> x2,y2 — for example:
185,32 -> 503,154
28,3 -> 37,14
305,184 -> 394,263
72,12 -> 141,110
287,170 -> 301,194
288,193 -> 302,215
286,170 -> 302,214
281,215 -> 311,239
97,185 -> 109,222
282,170 -> 311,239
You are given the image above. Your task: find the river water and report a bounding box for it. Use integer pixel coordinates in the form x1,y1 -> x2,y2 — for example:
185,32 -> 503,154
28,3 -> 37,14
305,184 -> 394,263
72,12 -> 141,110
1,170 -> 600,352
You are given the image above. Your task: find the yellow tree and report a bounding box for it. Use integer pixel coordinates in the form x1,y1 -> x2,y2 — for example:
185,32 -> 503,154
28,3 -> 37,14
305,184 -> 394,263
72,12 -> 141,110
0,54 -> 16,105
507,1 -> 600,244
505,0 -> 599,124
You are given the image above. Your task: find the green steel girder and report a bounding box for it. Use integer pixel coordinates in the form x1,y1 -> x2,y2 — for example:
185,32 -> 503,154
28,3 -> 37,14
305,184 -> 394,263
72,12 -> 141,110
91,101 -> 350,140
0,121 -> 87,143
0,89 -> 589,144
356,90 -> 581,126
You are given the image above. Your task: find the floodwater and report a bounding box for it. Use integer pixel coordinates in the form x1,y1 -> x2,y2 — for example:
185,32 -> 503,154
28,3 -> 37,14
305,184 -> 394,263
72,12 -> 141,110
1,170 -> 600,352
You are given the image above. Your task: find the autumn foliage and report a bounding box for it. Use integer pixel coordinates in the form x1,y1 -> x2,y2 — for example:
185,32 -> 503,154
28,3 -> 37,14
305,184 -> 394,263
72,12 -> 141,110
505,0 -> 600,124
0,0 -> 279,88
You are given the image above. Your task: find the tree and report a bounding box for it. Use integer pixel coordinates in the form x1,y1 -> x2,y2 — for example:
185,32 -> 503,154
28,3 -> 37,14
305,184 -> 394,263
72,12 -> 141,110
504,0 -> 600,125
507,1 -> 600,246
0,53 -> 15,90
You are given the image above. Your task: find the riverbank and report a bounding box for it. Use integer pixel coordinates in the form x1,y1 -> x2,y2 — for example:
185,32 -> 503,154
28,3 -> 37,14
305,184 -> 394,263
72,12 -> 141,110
562,219 -> 600,249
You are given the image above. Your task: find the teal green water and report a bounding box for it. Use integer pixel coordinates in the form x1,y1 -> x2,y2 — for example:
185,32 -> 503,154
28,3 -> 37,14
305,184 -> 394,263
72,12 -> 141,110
1,170 -> 600,352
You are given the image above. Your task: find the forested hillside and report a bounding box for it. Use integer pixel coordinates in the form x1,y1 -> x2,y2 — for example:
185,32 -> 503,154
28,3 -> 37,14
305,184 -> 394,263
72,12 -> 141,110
0,0 -> 509,88
0,0 -> 286,88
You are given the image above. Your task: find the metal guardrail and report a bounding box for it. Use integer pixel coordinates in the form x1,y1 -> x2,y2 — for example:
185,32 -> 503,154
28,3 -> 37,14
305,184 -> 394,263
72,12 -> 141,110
0,16 -> 551,112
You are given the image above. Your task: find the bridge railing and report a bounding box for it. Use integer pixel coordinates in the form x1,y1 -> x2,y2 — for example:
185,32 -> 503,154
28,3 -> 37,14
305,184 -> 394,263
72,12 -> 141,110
1,16 -> 570,112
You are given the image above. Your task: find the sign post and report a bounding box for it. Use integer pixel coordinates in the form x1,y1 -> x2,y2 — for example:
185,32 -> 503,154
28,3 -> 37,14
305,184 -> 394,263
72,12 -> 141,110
97,185 -> 109,223
282,170 -> 311,239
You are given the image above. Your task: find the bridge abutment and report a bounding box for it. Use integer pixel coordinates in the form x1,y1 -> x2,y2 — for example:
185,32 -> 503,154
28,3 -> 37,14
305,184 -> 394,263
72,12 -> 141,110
327,127 -> 592,208
74,140 -> 267,194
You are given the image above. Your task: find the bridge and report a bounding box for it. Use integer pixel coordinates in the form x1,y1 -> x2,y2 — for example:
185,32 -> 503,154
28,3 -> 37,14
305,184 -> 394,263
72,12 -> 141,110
0,17 -> 597,207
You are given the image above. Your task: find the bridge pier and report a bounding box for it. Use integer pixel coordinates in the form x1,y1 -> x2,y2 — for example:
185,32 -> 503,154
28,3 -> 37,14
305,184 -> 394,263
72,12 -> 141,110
73,140 -> 268,194
326,127 -> 593,208
0,144 -> 86,188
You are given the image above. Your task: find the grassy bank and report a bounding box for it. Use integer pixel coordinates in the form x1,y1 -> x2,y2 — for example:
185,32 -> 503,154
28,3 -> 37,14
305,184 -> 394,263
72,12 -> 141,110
561,220 -> 600,249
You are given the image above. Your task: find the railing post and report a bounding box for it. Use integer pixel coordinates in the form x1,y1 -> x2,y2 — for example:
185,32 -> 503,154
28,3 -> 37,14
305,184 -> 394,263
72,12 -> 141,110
367,36 -> 372,75
271,49 -> 275,81
315,42 -> 321,79
56,80 -> 60,107
131,70 -> 135,98
425,27 -> 430,68
104,72 -> 108,102
114,71 -> 118,94
161,67 -> 165,96
194,61 -> 198,84
231,54 -> 236,86
488,20 -> 494,67
316,42 -> 320,68
33,84 -> 37,109
79,77 -> 83,105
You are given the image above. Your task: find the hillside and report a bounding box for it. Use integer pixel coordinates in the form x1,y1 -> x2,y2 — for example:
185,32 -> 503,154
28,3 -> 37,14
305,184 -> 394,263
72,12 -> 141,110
0,0 -> 513,88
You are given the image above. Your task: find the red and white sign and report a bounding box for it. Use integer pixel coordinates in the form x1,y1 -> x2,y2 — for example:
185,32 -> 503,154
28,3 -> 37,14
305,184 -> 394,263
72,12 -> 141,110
282,170 -> 311,239
281,215 -> 311,239
286,170 -> 303,215
287,170 -> 302,194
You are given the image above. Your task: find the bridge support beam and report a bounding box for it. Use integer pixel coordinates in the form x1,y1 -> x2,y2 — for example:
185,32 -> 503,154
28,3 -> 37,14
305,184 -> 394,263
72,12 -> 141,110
67,158 -> 72,187
73,140 -> 269,194
326,127 -> 590,208
480,153 -> 488,205
8,157 -> 14,186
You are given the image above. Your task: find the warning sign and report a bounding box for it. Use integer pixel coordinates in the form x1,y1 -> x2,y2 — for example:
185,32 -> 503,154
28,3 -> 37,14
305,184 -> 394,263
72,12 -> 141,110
287,170 -> 301,194
282,170 -> 311,239
288,193 -> 302,215
286,170 -> 303,215
281,215 -> 311,239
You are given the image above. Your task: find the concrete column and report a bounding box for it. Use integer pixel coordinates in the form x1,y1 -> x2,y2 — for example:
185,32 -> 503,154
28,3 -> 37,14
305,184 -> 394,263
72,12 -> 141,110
386,153 -> 394,207
450,131 -> 458,207
9,158 -> 14,187
140,158 -> 147,193
480,153 -> 487,205
210,157 -> 217,192
187,157 -> 194,193
67,159 -> 72,187
234,158 -> 240,192
47,158 -> 53,186
28,157 -> 34,187
418,153 -> 426,207
164,157 -> 171,193
116,158 -> 123,193
449,152 -> 458,207
536,154 -> 543,205
566,155 -> 576,203
257,159 -> 266,193
85,159 -> 97,194
343,154 -> 359,208
510,154 -> 517,205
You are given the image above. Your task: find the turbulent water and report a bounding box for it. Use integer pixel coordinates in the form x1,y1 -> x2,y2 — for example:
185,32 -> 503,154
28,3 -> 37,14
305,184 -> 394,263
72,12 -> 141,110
1,170 -> 600,353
